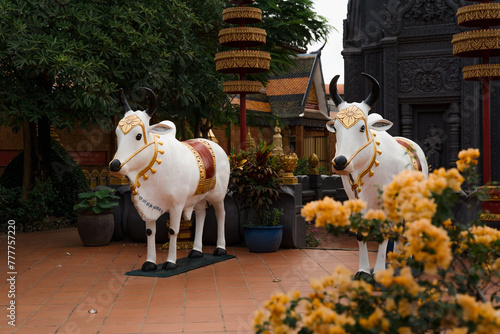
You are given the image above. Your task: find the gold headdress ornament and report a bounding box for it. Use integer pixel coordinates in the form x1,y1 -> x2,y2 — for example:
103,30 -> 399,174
118,114 -> 147,144
336,106 -> 366,129
119,114 -> 144,135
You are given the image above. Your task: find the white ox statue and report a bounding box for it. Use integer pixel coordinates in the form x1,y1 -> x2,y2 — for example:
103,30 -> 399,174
109,88 -> 230,271
326,73 -> 428,278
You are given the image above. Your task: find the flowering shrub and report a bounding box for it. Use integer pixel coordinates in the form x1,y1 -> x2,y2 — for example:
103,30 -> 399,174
255,149 -> 500,333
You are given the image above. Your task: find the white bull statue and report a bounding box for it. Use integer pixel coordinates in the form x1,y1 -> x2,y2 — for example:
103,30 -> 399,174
326,73 -> 428,279
109,88 -> 230,271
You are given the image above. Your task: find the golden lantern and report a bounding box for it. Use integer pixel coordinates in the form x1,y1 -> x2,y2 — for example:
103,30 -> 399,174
452,0 -> 500,183
215,0 -> 270,150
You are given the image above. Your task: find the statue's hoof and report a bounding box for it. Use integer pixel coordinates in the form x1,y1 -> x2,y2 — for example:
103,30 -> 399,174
354,271 -> 373,281
213,248 -> 227,256
141,261 -> 157,272
162,261 -> 177,271
188,250 -> 204,258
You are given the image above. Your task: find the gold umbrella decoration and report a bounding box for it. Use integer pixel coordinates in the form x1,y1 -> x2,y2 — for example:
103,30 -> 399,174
215,0 -> 271,150
452,0 -> 500,183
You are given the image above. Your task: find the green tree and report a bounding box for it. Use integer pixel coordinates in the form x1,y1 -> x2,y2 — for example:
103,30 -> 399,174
0,0 -> 209,195
0,0 -> 330,196
256,0 -> 331,74
160,0 -> 331,139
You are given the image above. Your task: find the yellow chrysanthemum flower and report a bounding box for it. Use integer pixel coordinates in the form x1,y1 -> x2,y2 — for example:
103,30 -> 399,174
457,148 -> 480,172
383,170 -> 436,223
359,307 -> 389,331
301,197 -> 352,228
254,310 -> 265,327
492,258 -> 500,271
398,326 -> 413,334
455,294 -> 497,324
374,267 -> 394,288
344,199 -> 367,214
364,209 -> 387,221
392,267 -> 423,297
402,219 -> 452,274
427,171 -> 448,195
397,298 -> 414,318
463,225 -> 500,246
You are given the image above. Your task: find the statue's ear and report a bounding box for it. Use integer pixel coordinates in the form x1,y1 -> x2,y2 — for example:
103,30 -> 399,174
367,114 -> 393,131
149,121 -> 176,137
326,120 -> 336,133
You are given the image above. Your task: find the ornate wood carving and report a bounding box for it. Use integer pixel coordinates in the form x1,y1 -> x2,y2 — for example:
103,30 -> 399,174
398,58 -> 461,94
401,103 -> 413,138
219,27 -> 267,48
215,50 -> 271,74
384,0 -> 461,37
463,64 -> 500,81
447,102 -> 461,167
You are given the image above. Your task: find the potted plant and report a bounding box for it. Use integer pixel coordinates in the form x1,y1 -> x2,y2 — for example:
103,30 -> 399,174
243,208 -> 284,252
73,187 -> 119,246
229,141 -> 284,252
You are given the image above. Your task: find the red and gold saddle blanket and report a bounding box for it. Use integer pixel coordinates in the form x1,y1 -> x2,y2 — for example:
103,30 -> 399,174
183,139 -> 217,195
395,137 -> 423,172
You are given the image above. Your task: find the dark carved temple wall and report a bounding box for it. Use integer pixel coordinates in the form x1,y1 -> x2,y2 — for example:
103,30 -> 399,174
341,0 -> 499,182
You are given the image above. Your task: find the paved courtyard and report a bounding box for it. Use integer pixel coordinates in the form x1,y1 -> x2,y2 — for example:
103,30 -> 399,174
0,227 -> 378,334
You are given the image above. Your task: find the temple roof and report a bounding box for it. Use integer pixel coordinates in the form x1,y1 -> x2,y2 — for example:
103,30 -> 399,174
230,52 -> 330,121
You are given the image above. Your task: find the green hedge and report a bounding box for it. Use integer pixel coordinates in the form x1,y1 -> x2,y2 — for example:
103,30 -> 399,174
0,139 -> 89,232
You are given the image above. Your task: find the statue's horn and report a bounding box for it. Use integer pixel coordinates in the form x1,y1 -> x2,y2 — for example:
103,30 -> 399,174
140,87 -> 157,117
361,73 -> 380,107
118,88 -> 132,113
329,75 -> 344,107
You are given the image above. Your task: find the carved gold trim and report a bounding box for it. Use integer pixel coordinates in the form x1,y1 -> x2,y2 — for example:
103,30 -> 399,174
463,64 -> 500,80
162,241 -> 194,250
457,3 -> 500,27
482,192 -> 500,201
396,137 -> 421,172
480,213 -> 500,222
223,80 -> 264,94
487,194 -> 500,201
219,27 -> 266,47
223,7 -> 262,24
215,50 -> 271,74
452,29 -> 500,57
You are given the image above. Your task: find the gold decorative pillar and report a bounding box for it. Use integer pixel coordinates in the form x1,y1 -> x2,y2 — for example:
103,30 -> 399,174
215,0 -> 270,151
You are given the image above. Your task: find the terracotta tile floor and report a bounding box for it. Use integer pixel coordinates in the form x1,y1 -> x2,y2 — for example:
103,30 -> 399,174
0,227 -> 377,334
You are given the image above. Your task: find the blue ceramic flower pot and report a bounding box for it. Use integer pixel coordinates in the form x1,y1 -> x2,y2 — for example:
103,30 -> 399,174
244,225 -> 283,252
